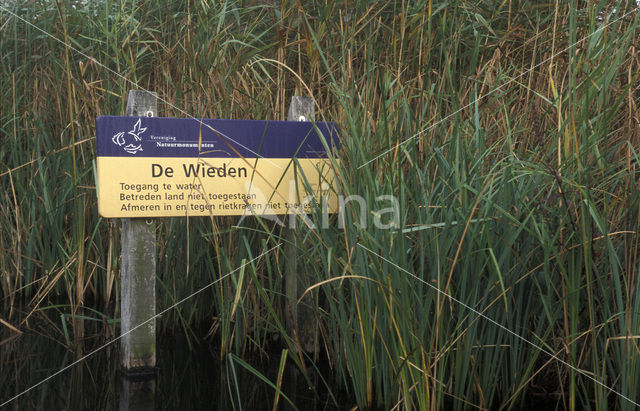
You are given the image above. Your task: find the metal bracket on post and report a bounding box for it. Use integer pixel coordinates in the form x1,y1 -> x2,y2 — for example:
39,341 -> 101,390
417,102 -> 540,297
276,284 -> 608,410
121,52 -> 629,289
120,90 -> 158,376
285,96 -> 317,353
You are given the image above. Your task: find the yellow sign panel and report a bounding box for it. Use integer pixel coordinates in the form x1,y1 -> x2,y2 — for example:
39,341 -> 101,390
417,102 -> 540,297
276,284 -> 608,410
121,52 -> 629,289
97,157 -> 337,218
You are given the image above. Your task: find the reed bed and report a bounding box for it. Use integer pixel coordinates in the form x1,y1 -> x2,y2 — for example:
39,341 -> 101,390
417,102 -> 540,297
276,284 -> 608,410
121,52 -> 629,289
1,0 -> 640,409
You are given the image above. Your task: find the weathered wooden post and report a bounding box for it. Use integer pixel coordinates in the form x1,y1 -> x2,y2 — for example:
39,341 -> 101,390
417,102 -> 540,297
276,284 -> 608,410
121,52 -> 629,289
285,96 -> 317,353
121,90 -> 157,375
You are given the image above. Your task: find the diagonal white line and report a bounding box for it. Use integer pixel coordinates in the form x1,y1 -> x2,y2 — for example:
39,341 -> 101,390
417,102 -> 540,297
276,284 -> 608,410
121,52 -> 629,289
0,4 -> 283,169
357,243 -> 639,408
357,5 -> 640,169
0,243 -> 281,408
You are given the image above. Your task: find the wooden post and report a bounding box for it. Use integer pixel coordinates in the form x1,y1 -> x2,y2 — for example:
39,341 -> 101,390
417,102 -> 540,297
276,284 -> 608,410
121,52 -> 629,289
285,96 -> 317,353
121,90 -> 157,375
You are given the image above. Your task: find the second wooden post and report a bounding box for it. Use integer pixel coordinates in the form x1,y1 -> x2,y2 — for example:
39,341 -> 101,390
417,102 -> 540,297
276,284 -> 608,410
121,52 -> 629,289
285,96 -> 317,353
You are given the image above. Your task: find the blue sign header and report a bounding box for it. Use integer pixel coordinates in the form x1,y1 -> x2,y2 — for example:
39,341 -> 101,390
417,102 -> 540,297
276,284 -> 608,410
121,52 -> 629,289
96,116 -> 339,158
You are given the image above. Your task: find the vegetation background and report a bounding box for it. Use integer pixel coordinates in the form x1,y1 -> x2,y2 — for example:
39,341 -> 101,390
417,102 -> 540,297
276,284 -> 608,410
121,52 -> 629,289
1,0 -> 640,409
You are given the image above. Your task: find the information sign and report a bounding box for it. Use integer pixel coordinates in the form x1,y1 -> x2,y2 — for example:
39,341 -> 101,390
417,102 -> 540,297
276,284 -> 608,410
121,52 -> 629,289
96,116 -> 338,217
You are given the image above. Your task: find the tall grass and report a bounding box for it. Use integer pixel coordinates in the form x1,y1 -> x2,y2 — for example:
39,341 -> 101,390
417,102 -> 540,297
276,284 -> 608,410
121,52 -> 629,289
1,0 -> 640,409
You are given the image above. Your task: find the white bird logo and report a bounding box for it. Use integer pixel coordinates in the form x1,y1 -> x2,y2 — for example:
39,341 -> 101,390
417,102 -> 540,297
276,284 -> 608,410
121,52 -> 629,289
111,119 -> 146,154
128,118 -> 147,141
